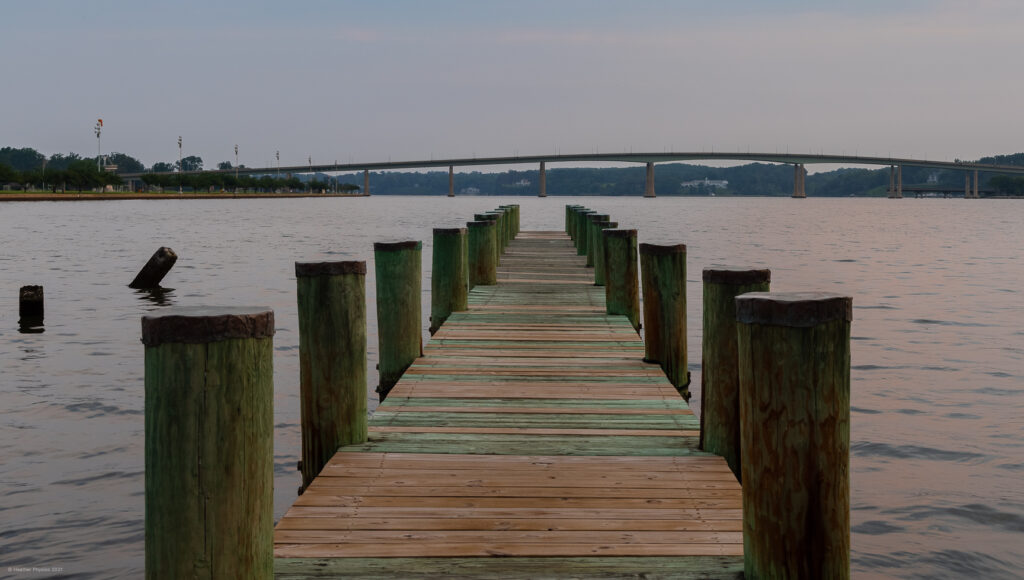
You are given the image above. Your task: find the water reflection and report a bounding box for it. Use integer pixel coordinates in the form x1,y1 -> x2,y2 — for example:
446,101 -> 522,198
134,287 -> 175,307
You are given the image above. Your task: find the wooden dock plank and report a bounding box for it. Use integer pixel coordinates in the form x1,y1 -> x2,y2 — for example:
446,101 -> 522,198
274,230 -> 743,575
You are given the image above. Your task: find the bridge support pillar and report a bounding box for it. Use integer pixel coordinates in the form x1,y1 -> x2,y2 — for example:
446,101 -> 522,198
363,169 -> 370,196
644,162 -> 656,198
887,166 -> 896,198
448,166 -> 454,197
973,170 -> 979,198
539,162 -> 547,197
792,164 -> 806,198
965,174 -> 970,198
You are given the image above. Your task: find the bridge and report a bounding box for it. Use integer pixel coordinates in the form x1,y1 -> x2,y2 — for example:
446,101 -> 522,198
121,151 -> 1024,198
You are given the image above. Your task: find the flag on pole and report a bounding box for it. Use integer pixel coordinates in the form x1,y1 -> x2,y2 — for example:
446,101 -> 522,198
98,119 -> 103,126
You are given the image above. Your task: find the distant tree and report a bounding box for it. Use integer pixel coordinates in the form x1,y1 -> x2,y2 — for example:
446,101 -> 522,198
177,156 -> 203,172
47,152 -> 82,171
217,161 -> 233,170
66,160 -> 102,192
104,152 -> 144,173
151,162 -> 175,173
0,147 -> 45,172
0,162 -> 17,184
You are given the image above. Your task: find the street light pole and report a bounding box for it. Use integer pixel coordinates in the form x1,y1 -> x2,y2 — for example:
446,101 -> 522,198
178,136 -> 183,194
276,150 -> 280,180
94,119 -> 103,172
308,155 -> 312,193
234,144 -> 239,182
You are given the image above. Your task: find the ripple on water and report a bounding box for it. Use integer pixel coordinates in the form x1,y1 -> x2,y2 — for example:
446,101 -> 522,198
852,441 -> 985,463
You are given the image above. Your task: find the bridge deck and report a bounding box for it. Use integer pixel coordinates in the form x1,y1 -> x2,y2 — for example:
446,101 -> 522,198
274,231 -> 744,578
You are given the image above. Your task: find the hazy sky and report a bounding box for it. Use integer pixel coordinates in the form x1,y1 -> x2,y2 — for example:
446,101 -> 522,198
3,1 -> 1022,170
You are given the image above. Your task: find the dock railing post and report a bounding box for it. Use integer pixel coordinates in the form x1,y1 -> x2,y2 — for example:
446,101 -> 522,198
585,214 -> 610,267
374,241 -> 423,401
736,292 -> 851,580
592,221 -> 617,286
295,261 -> 368,491
639,243 -> 689,396
142,306 -> 274,580
467,220 -> 498,287
430,227 -> 469,334
602,229 -> 640,332
699,267 -> 771,480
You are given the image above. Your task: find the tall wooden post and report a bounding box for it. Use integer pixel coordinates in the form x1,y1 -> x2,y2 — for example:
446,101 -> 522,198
295,261 -> 368,491
639,243 -> 688,395
568,206 -> 588,242
576,210 -> 596,256
142,306 -> 274,580
430,227 -> 468,334
603,229 -> 640,332
467,220 -> 498,287
374,241 -> 422,401
584,214 -> 609,267
592,221 -> 617,286
699,267 -> 770,480
736,292 -> 851,580
475,213 -> 502,262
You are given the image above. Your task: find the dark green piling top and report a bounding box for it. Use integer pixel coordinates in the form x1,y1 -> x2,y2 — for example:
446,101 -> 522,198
373,241 -> 422,252
735,292 -> 852,327
433,227 -> 467,236
466,220 -> 496,229
295,261 -> 366,277
141,306 -> 274,346
639,243 -> 686,256
588,214 -> 611,222
703,267 -> 771,285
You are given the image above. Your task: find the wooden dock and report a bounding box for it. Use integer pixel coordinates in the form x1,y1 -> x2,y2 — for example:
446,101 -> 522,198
274,231 -> 744,578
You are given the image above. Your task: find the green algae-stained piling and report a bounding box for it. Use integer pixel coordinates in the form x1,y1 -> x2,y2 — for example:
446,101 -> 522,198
575,210 -> 596,256
592,220 -> 617,286
700,267 -> 771,480
603,228 -> 640,332
274,228 -> 745,578
585,213 -> 610,267
129,246 -> 178,289
466,220 -> 498,287
474,213 -> 502,263
430,227 -> 469,334
374,241 -> 423,401
142,306 -> 274,580
295,261 -> 368,491
639,243 -> 688,396
736,292 -> 851,580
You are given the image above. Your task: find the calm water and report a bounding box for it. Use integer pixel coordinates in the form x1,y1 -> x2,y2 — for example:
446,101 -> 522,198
1,196 -> 1021,579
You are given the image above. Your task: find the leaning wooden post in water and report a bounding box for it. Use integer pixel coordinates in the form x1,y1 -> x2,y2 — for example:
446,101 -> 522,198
467,220 -> 498,287
129,247 -> 178,289
592,221 -> 617,286
19,285 -> 44,320
295,261 -> 368,492
142,306 -> 274,580
374,241 -> 422,401
639,243 -> 689,396
585,214 -> 610,267
736,292 -> 851,580
430,227 -> 469,334
603,229 -> 640,332
699,267 -> 770,480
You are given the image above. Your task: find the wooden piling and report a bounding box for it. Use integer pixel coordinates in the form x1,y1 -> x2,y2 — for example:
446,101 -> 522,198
592,220 -> 617,286
142,306 -> 274,580
603,229 -> 640,332
576,210 -> 596,256
19,285 -> 44,319
699,267 -> 771,480
430,227 -> 469,334
295,261 -> 368,492
736,292 -> 851,580
129,247 -> 178,289
567,206 -> 587,242
639,243 -> 688,396
467,220 -> 498,287
585,214 -> 610,267
474,213 -> 502,264
374,241 -> 423,401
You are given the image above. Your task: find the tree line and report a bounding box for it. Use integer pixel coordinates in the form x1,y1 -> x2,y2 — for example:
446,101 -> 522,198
4,145 -> 1024,196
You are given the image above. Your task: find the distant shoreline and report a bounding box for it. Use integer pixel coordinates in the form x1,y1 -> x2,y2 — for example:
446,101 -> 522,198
0,192 -> 371,202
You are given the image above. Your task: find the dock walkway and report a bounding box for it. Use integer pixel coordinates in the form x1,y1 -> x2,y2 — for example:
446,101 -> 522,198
274,231 -> 744,578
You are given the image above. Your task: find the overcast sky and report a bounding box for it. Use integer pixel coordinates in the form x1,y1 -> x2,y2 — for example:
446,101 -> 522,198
3,1 -> 1022,170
